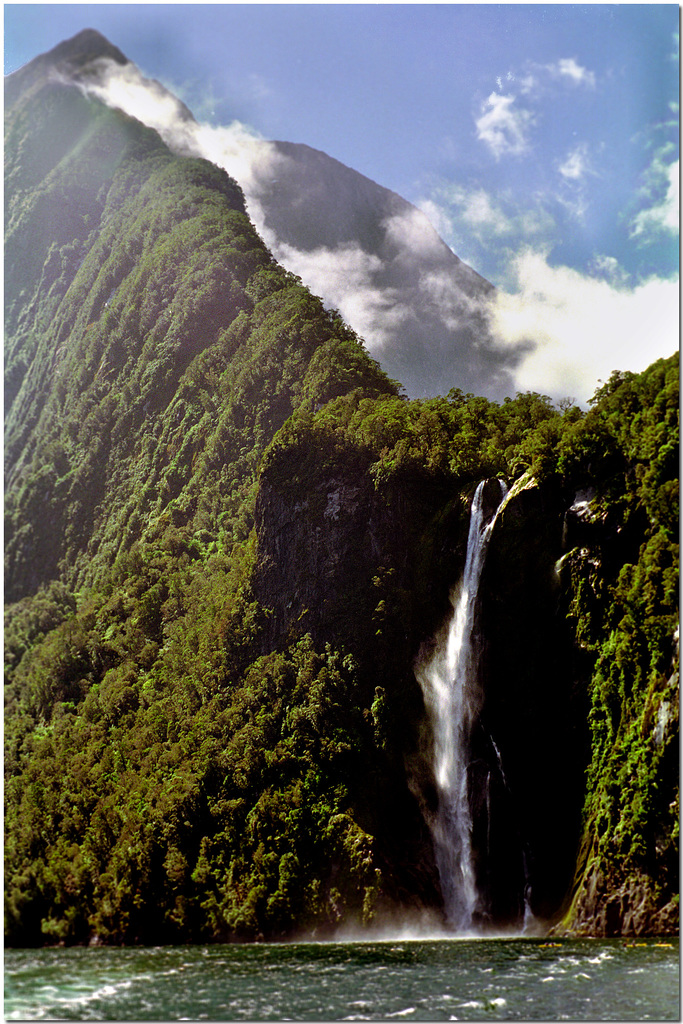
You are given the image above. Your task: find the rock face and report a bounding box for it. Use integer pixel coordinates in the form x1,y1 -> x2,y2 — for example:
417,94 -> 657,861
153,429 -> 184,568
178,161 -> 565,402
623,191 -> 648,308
410,473 -> 594,931
477,476 -> 592,925
476,467 -> 678,937
254,462 -> 376,651
254,463 -> 591,931
254,446 -> 678,935
564,640 -> 680,938
254,435 -> 467,660
572,869 -> 680,937
253,438 -> 477,921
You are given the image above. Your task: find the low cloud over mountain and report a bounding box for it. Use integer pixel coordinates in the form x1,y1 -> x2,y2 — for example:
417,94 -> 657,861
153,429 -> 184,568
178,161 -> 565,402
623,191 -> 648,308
64,39 -> 523,400
51,30 -> 677,406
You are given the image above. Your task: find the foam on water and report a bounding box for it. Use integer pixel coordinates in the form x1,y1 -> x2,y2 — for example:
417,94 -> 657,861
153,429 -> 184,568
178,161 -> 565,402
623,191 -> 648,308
5,938 -> 679,1021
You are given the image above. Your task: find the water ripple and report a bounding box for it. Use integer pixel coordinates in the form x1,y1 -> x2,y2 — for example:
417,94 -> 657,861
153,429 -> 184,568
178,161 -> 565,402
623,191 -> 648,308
4,937 -> 679,1021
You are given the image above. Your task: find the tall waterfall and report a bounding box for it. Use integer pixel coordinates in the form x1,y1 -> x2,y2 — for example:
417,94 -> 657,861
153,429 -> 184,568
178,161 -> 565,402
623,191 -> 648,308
416,478 -> 508,931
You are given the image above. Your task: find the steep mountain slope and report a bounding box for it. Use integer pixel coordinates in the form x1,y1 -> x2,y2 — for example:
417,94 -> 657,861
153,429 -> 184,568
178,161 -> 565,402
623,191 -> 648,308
4,31 -> 395,603
4,27 -> 128,109
4,31 -> 678,946
4,31 -> 440,944
249,138 -> 510,400
50,30 -> 514,400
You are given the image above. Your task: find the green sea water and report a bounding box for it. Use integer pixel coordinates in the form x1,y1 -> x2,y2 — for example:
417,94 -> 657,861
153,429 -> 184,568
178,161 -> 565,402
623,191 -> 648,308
4,936 -> 679,1021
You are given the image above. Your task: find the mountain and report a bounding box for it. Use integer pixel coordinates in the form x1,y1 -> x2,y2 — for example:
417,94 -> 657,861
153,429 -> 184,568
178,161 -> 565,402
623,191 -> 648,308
4,27 -> 127,107
4,31 -> 679,946
4,30 -> 397,602
246,138 -> 511,400
48,31 -> 514,400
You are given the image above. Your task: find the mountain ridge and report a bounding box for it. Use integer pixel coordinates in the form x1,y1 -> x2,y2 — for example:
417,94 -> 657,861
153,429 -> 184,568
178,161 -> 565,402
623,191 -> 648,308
4,28 -> 128,108
16,29 -> 513,400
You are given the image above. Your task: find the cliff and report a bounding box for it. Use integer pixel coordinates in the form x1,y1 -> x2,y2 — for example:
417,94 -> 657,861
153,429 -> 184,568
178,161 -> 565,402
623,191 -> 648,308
479,364 -> 679,936
251,360 -> 679,936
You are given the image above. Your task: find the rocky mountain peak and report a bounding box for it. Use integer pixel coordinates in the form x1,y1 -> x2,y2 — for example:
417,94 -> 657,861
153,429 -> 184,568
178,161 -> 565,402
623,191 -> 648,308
5,28 -> 129,109
41,28 -> 129,69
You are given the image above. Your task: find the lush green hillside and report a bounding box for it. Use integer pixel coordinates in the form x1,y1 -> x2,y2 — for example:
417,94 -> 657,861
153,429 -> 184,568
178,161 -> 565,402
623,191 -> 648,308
554,359 -> 679,935
5,58 -> 395,604
4,33 -> 679,945
4,40 -> 427,945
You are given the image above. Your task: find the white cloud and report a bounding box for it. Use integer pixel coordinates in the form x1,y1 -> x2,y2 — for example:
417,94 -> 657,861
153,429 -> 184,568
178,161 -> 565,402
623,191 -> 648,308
555,145 -> 593,221
263,207 -> 494,358
382,206 -> 448,261
549,58 -> 596,88
71,58 -> 191,136
488,248 -> 679,403
417,184 -> 555,280
558,144 -> 590,182
554,190 -> 589,224
417,269 -> 490,333
478,58 -> 596,165
517,72 -> 539,96
266,240 -> 413,352
589,254 -> 630,287
70,57 -> 289,200
631,156 -> 680,240
475,92 -> 534,160
417,199 -> 457,247
513,57 -> 596,98
454,188 -> 512,235
427,186 -> 513,239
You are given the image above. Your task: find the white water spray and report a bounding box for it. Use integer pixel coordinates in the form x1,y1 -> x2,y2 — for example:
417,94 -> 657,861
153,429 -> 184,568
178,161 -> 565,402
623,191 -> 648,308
416,479 -> 507,931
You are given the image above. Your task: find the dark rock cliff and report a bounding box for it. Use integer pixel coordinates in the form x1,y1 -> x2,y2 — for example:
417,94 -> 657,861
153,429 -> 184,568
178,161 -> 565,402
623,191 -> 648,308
254,445 -> 678,935
252,434 -> 474,917
254,456 -> 592,930
477,475 -> 592,926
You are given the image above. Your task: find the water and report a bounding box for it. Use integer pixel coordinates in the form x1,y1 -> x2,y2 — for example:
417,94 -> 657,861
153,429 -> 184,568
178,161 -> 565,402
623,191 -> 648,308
416,479 -> 508,930
5,938 -> 679,1020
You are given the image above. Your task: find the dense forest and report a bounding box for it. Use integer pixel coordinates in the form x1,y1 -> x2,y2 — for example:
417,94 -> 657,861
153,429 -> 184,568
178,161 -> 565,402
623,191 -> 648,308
5,31 -> 679,945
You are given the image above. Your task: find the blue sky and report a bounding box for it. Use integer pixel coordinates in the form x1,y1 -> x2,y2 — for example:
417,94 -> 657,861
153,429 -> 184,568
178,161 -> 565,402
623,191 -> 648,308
4,4 -> 679,400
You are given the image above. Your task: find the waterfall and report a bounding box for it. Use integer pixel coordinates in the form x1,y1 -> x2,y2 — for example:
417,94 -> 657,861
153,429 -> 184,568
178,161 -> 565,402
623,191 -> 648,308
416,478 -> 507,931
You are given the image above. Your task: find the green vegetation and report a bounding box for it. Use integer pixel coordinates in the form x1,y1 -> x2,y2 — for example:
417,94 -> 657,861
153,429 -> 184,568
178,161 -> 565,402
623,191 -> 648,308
5,78 -> 395,602
4,56 -> 678,944
5,584 -> 385,943
3,72 -> 416,945
554,359 -> 679,933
